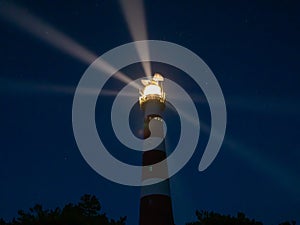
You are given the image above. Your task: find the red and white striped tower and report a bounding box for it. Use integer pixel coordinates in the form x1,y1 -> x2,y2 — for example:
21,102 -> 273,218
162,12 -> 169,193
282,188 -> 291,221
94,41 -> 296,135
139,73 -> 175,225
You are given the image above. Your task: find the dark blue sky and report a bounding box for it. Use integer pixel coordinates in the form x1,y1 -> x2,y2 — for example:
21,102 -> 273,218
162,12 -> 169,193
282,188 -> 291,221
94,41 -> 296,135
0,0 -> 300,225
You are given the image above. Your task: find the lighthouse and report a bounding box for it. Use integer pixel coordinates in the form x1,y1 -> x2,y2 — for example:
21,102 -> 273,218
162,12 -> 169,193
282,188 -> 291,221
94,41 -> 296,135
139,73 -> 175,225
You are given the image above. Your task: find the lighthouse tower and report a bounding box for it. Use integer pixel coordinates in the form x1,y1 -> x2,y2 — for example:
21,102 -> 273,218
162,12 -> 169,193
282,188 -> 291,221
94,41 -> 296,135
139,73 -> 175,225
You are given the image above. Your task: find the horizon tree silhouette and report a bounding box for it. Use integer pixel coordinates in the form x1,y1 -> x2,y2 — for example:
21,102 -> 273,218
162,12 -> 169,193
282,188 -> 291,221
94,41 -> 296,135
0,195 -> 297,225
0,194 -> 126,225
186,210 -> 297,225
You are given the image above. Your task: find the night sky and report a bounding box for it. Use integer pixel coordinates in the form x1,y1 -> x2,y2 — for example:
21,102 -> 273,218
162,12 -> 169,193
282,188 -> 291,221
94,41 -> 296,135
1,1 -> 300,225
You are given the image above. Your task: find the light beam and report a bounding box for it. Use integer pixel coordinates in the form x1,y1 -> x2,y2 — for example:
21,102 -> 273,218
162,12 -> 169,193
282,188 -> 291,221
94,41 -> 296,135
119,0 -> 152,78
0,77 -> 138,98
0,2 -> 139,89
167,99 -> 300,197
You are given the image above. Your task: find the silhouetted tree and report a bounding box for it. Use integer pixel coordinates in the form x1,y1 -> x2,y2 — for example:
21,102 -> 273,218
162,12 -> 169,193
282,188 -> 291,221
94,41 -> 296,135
78,194 -> 101,216
279,221 -> 297,225
187,210 -> 263,225
1,194 -> 126,225
0,218 -> 6,225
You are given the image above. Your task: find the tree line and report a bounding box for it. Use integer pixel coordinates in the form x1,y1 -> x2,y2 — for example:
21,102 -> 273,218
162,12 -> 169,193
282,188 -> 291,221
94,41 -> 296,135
0,194 -> 296,225
0,194 -> 126,225
186,210 -> 296,225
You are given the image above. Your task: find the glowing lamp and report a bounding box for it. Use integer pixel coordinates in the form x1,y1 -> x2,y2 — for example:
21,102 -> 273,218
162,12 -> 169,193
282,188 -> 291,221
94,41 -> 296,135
139,73 -> 166,109
143,84 -> 162,96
